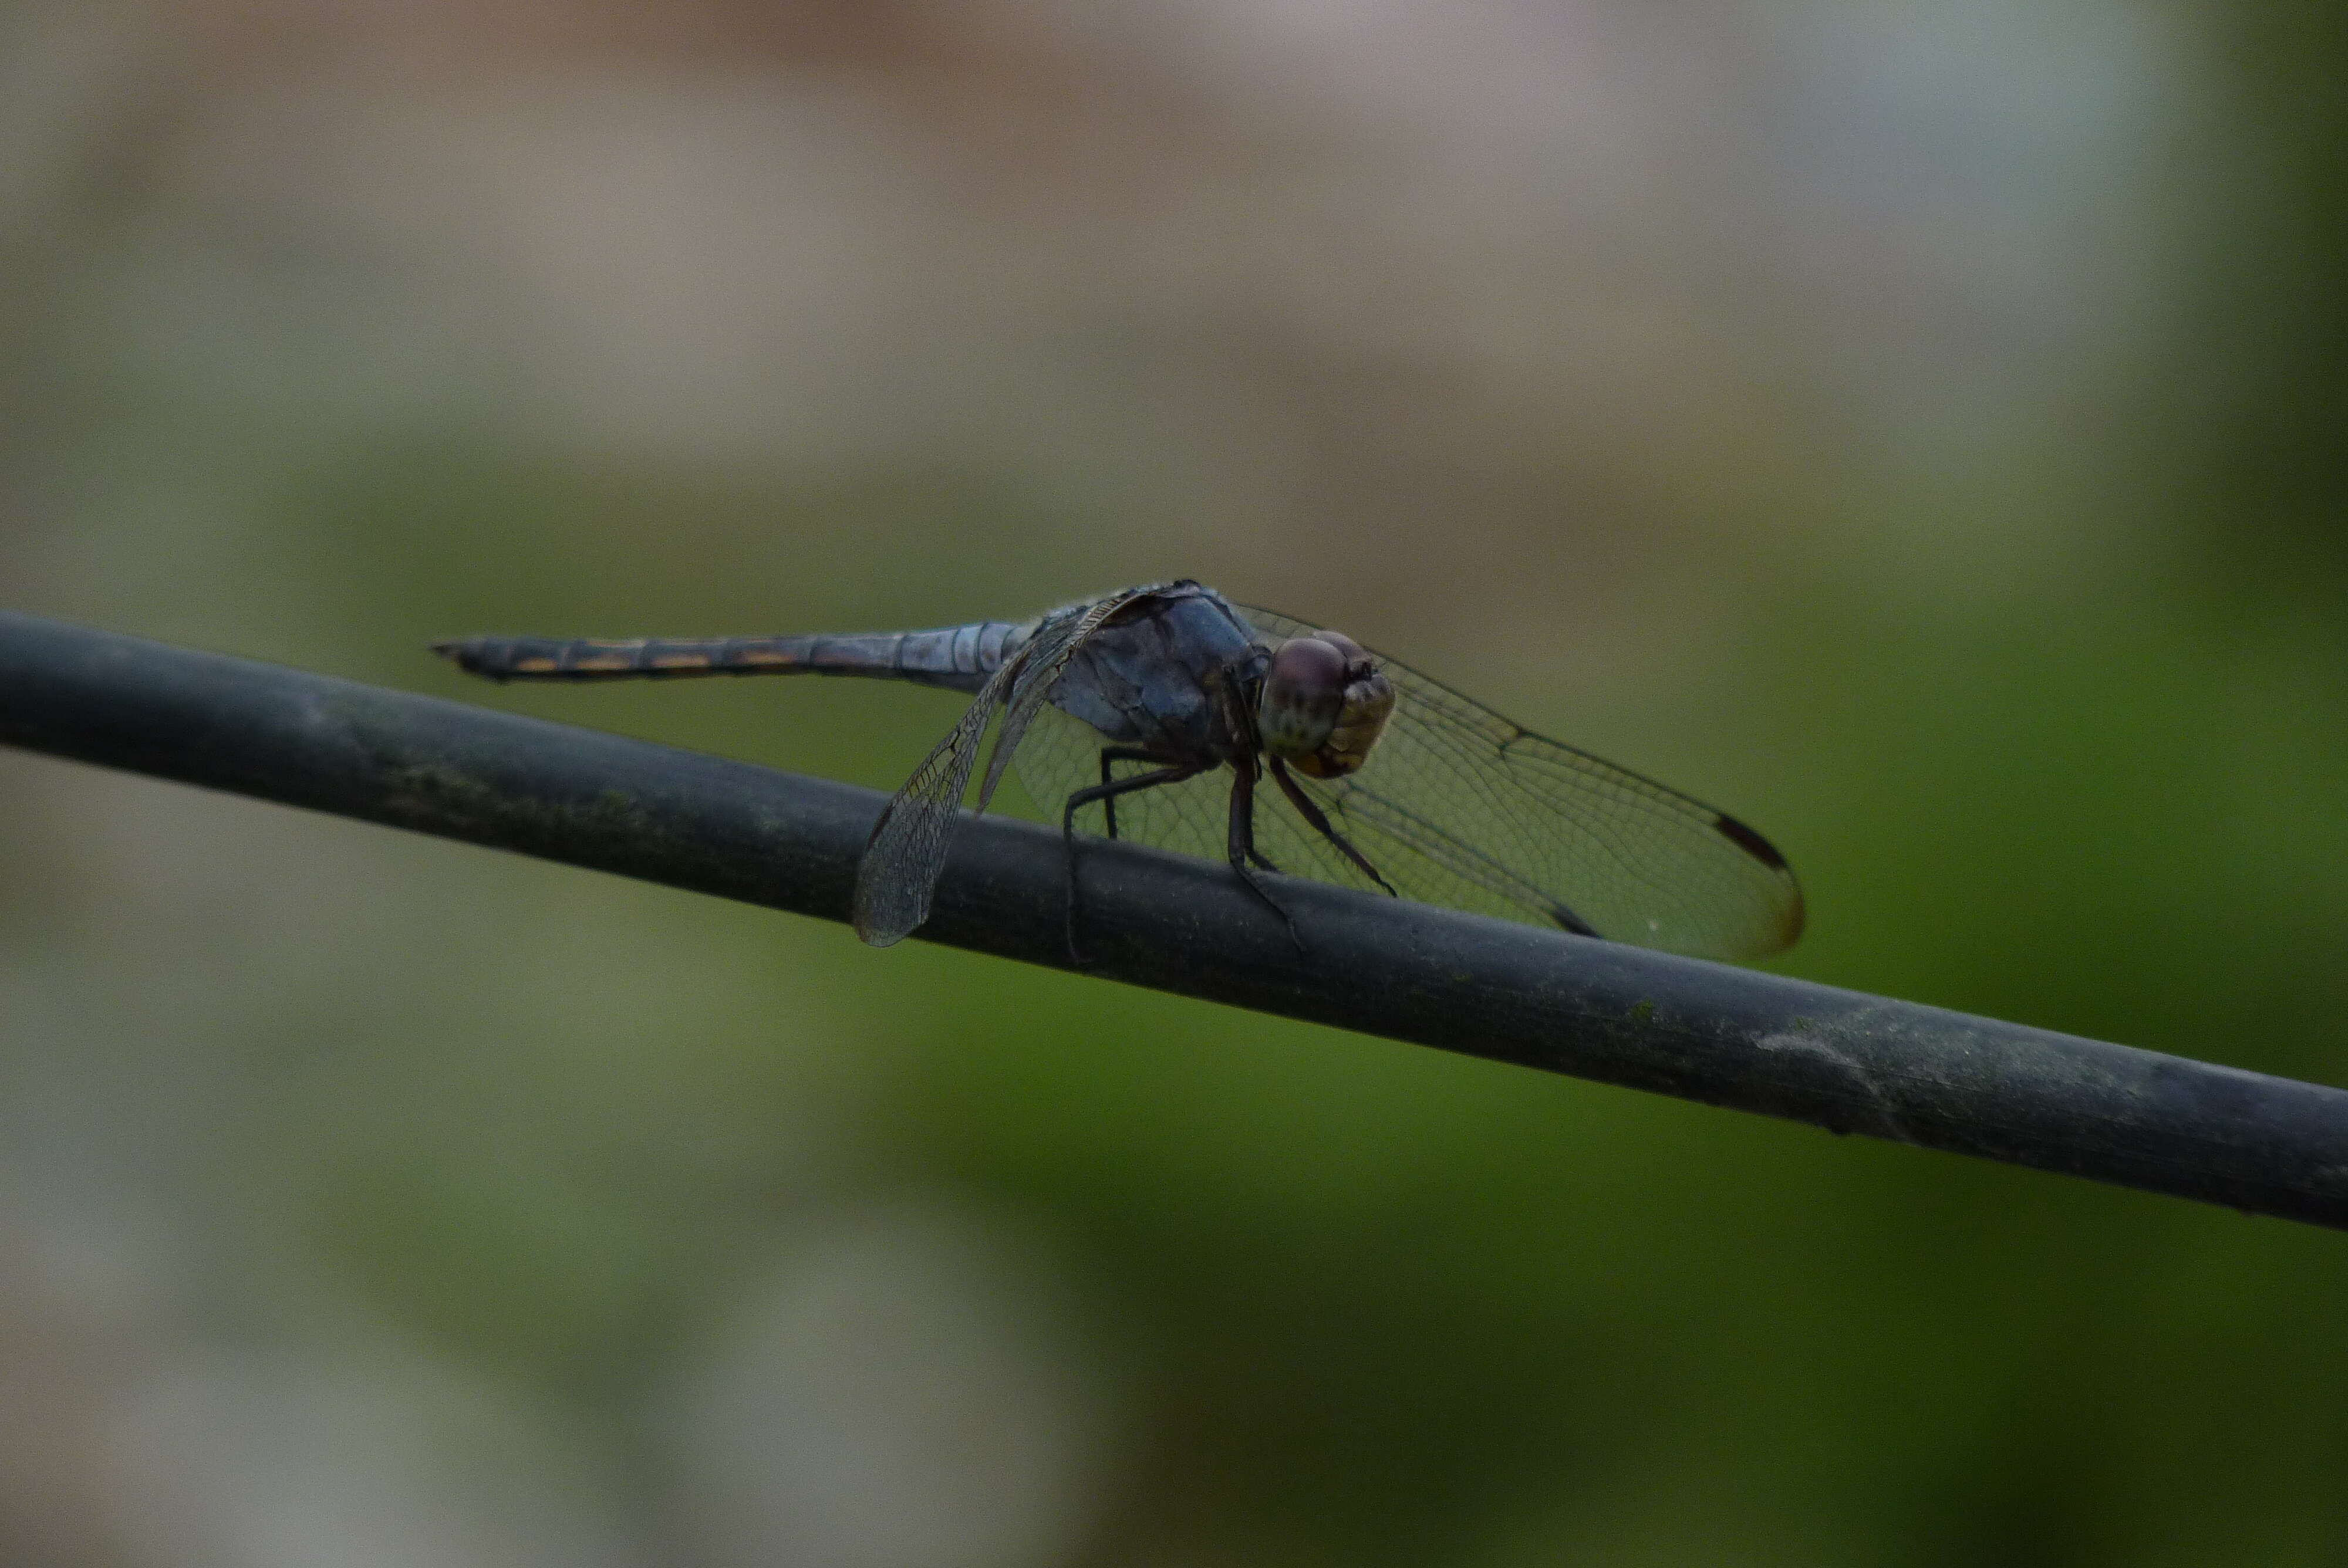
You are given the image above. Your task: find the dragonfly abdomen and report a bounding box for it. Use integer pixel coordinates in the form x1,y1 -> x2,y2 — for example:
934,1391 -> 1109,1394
433,621 -> 1027,692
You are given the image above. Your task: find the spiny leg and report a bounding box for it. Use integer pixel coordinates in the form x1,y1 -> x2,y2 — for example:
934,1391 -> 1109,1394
1094,746 -> 1160,840
1267,758 -> 1399,897
1061,762 -> 1203,961
1224,763 -> 1304,952
1207,674 -> 1285,878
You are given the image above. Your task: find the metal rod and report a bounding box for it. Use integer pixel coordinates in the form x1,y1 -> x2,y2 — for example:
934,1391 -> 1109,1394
3,609 -> 2343,1229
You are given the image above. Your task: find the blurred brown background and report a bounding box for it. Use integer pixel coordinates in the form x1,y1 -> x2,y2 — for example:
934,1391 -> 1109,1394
2,1 -> 2345,1563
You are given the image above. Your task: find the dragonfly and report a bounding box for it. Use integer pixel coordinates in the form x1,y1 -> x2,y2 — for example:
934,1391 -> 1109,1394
436,580 -> 1803,959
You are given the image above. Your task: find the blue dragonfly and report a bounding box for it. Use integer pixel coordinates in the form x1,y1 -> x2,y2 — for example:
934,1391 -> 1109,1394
438,580 -> 1802,957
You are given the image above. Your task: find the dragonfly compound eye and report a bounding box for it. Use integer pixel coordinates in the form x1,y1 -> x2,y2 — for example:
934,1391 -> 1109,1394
1259,636 -> 1348,759
1310,630 -> 1367,663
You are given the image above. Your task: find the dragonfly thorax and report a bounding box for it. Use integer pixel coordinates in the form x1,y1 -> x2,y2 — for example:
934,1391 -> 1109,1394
1256,633 -> 1395,779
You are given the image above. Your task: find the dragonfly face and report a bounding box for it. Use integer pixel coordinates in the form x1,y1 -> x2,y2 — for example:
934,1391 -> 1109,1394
1255,631 -> 1396,780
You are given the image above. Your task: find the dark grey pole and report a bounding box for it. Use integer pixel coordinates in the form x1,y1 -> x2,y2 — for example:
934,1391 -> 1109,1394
2,610 -> 2343,1229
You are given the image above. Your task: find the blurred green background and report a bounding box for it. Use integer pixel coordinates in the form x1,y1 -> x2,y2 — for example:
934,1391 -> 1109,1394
2,2 -> 2345,1563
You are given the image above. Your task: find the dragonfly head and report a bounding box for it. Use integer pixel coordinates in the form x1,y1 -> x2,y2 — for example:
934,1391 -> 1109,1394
1257,632 -> 1395,779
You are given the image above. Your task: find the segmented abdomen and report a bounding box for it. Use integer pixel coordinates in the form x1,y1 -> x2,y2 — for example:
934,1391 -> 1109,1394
432,622 -> 1027,693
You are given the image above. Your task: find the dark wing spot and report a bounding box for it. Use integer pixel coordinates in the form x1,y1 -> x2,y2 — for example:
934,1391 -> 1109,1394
1775,888 -> 1807,948
1712,812 -> 1789,871
1549,902 -> 1601,938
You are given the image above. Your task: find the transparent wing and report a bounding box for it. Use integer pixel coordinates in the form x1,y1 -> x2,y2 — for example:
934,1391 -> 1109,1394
852,589 -> 1152,945
1013,609 -> 1803,962
1241,607 -> 1804,959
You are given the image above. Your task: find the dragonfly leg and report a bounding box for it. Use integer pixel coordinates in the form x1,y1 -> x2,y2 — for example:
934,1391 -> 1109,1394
1061,762 -> 1204,962
1266,757 -> 1398,897
1225,764 -> 1304,952
1093,746 -> 1160,841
